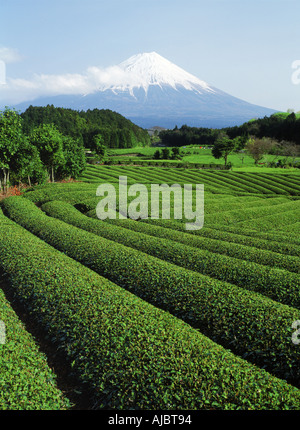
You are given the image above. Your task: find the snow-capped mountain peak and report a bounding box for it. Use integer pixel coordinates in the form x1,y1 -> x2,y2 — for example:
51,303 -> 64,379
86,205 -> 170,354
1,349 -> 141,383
102,51 -> 215,96
11,51 -> 277,129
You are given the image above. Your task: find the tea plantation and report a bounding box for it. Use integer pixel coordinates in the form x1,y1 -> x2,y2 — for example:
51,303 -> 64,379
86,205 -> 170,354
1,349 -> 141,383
0,166 -> 299,410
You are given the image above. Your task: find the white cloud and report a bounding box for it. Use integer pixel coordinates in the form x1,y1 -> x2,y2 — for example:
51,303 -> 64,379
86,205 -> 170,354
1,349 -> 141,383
0,63 -> 142,105
0,46 -> 23,64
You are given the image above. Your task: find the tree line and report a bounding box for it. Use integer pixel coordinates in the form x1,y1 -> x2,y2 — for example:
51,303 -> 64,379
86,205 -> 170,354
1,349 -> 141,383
158,113 -> 300,167
224,112 -> 300,145
21,105 -> 151,149
0,107 -> 86,193
0,105 -> 151,193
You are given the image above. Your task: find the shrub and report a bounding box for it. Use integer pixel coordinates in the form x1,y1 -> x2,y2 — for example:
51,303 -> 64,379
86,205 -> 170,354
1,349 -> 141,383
2,209 -> 300,409
2,196 -> 300,386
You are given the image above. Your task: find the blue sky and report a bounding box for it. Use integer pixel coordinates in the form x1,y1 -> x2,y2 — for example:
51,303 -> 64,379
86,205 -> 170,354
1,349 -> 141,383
0,0 -> 299,111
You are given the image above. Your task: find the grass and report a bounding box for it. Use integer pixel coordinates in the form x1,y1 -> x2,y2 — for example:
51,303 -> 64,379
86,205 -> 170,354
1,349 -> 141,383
105,146 -> 300,172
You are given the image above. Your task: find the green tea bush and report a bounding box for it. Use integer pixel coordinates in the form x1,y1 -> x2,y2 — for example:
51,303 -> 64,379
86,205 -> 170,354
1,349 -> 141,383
2,210 -> 300,409
138,217 -> 300,256
44,200 -> 300,286
0,244 -> 70,409
82,209 -> 299,273
213,224 -> 300,246
2,196 -> 300,386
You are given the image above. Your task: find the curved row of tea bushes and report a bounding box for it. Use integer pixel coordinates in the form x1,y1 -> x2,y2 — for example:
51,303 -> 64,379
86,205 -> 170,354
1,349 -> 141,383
234,173 -> 300,195
174,199 -> 300,226
191,171 -> 285,195
212,172 -> 293,195
204,196 -> 289,214
213,224 -> 300,246
76,194 -> 284,215
236,209 -> 300,231
81,209 -> 299,273
239,208 -> 300,231
0,262 -> 70,409
213,172 -> 300,196
169,170 -> 248,193
23,183 -> 98,204
2,212 -> 300,409
74,193 -> 290,225
277,222 -> 300,234
42,201 -> 300,305
141,217 -> 300,256
137,217 -> 300,256
3,196 -> 300,385
245,173 -> 300,189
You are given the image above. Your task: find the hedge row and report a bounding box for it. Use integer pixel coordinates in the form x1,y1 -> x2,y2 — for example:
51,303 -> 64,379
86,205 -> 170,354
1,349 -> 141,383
23,183 -> 98,204
72,192 -> 290,225
201,200 -> 300,226
190,171 -> 281,195
0,240 -> 70,409
277,222 -> 300,234
236,173 -> 300,195
236,208 -> 300,231
42,200 -> 300,306
165,170 -> 245,193
2,210 -> 300,409
81,208 -> 299,273
213,224 -> 300,246
213,172 -> 300,196
3,196 -> 300,386
135,217 -> 300,256
211,172 -> 291,195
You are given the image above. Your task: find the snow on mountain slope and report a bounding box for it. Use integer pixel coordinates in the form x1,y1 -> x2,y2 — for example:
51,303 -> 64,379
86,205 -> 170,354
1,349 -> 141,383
11,52 -> 277,128
101,52 -> 216,96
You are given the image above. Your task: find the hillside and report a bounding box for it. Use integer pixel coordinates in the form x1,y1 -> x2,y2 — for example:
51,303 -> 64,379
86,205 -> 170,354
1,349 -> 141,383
20,105 -> 151,148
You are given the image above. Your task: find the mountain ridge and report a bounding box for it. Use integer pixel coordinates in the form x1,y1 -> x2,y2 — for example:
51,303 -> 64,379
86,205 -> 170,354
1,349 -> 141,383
11,52 -> 277,129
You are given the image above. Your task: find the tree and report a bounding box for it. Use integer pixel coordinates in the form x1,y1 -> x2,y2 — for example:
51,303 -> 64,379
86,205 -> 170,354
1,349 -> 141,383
91,134 -> 107,163
29,123 -> 65,182
280,141 -> 300,166
245,137 -> 274,165
161,147 -> 171,159
0,108 -> 24,193
153,149 -> 161,160
57,135 -> 86,179
212,133 -> 237,166
171,147 -> 182,160
11,137 -> 46,187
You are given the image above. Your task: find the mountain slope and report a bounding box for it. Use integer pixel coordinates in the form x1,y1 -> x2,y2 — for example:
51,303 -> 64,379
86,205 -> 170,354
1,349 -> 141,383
14,52 -> 277,129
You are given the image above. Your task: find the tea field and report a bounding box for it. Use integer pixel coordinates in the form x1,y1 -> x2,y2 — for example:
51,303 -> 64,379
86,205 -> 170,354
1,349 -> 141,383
0,165 -> 300,410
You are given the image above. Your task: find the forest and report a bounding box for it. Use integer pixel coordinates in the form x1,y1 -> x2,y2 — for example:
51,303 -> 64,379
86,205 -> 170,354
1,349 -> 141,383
0,106 -> 151,192
21,104 -> 151,149
159,112 -> 300,147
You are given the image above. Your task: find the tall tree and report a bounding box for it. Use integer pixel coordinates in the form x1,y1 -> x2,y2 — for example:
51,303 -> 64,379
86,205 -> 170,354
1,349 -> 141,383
0,108 -> 24,193
56,135 -> 86,180
11,137 -> 46,187
29,123 -> 65,182
212,133 -> 237,166
245,137 -> 274,165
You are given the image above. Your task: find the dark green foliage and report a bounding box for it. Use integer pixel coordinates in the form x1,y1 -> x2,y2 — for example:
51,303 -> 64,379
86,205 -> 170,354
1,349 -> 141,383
2,196 -> 300,387
56,135 -> 86,180
212,133 -> 237,166
224,112 -> 300,145
21,105 -> 151,149
159,125 -> 218,147
1,205 -> 300,409
0,240 -> 70,409
41,200 -> 300,306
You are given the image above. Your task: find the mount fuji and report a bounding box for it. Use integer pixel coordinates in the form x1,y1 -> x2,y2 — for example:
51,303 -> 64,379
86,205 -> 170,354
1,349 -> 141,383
14,52 -> 277,129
